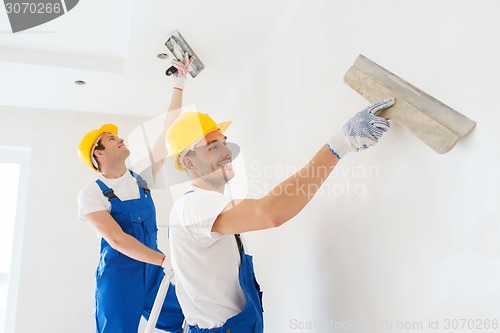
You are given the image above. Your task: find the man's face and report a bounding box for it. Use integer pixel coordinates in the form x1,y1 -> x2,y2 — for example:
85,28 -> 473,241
96,132 -> 130,163
186,130 -> 234,184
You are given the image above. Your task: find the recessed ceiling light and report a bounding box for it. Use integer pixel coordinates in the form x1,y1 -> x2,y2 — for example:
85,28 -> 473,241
157,53 -> 169,59
75,80 -> 86,85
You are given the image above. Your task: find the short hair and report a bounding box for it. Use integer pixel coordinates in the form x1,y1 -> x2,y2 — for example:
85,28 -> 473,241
92,139 -> 105,171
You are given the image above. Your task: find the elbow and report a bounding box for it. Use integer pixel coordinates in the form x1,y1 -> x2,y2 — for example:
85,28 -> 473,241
106,233 -> 128,251
269,216 -> 286,228
258,199 -> 289,229
263,208 -> 287,229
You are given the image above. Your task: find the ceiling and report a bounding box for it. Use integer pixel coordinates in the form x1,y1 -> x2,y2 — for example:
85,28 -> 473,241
0,0 -> 302,116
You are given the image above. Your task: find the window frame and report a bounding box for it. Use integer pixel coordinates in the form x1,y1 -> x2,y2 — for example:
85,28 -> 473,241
0,146 -> 30,333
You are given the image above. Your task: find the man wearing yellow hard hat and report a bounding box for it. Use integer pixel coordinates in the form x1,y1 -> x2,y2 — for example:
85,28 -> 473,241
165,98 -> 394,333
77,55 -> 193,333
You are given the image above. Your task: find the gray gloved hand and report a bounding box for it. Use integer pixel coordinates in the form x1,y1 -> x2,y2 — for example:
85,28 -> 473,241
327,98 -> 394,159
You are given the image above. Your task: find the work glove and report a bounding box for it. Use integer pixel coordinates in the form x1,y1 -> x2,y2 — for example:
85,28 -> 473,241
171,52 -> 195,90
327,98 -> 394,159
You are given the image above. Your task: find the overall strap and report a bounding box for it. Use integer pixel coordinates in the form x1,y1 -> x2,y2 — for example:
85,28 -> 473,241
129,170 -> 150,193
95,179 -> 118,201
235,234 -> 244,253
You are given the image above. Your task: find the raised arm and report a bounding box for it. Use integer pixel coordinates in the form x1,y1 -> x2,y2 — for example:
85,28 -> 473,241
151,53 -> 194,178
212,98 -> 394,234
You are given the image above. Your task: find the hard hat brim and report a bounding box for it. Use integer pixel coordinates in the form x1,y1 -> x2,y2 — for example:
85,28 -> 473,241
217,121 -> 231,135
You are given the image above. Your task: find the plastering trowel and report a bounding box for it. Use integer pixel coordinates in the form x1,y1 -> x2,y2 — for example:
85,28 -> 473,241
165,30 -> 205,78
344,54 -> 476,153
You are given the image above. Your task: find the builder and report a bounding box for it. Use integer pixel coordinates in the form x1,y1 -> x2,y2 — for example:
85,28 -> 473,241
77,55 -> 193,333
166,97 -> 394,333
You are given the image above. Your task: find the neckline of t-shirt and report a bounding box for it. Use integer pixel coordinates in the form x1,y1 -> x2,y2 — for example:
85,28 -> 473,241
187,185 -> 201,193
99,170 -> 130,184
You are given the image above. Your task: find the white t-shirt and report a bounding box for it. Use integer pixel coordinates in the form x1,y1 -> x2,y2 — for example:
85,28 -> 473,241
169,186 -> 246,329
77,169 -> 154,219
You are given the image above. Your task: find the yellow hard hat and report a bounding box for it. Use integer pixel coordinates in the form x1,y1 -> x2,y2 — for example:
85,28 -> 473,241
78,124 -> 118,172
166,112 -> 231,171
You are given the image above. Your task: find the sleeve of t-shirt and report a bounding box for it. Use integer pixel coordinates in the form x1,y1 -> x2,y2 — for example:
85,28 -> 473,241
182,190 -> 232,239
77,183 -> 111,220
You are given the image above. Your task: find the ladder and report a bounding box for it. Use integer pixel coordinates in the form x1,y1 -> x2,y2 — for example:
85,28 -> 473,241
144,269 -> 188,333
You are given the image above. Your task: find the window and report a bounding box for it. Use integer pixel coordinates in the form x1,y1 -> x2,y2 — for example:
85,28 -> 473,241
0,148 -> 29,333
0,162 -> 20,331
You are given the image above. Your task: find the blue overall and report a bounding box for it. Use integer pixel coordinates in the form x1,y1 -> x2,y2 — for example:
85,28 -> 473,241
188,234 -> 264,333
94,171 -> 184,333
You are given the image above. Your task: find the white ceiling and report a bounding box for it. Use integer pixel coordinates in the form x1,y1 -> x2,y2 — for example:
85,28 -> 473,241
0,0 -> 302,116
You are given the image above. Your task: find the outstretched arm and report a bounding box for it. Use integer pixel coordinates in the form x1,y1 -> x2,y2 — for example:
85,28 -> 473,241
213,145 -> 339,234
212,98 -> 394,234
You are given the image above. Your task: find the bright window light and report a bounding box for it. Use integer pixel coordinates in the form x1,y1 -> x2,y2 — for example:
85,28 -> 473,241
0,162 -> 21,333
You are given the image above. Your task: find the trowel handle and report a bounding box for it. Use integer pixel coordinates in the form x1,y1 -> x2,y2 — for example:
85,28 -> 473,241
372,97 -> 395,119
165,65 -> 178,76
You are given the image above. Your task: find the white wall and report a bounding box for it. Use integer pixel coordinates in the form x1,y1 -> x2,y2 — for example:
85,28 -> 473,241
212,0 -> 500,332
1,1 -> 499,333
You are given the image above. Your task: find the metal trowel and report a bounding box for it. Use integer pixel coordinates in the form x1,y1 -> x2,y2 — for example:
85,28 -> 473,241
165,30 -> 205,78
344,54 -> 476,154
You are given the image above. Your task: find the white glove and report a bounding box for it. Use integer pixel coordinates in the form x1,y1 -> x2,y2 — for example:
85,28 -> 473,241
171,52 -> 195,90
327,98 -> 394,159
